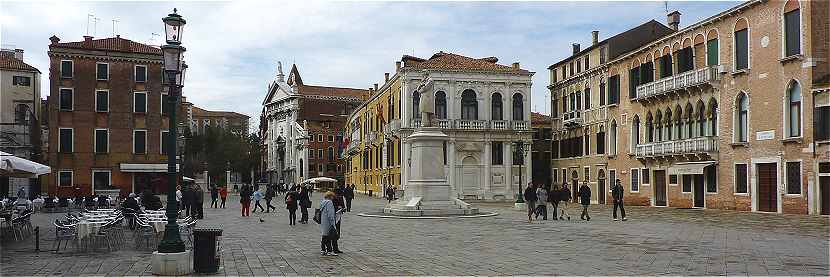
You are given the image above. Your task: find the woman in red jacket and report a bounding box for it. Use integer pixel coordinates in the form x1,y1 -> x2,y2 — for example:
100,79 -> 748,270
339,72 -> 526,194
219,185 -> 228,209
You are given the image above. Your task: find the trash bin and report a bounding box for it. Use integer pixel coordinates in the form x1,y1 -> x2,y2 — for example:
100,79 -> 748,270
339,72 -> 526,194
193,227 -> 223,273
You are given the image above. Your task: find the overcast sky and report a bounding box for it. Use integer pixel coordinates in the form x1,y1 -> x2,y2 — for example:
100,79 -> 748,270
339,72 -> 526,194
1,0 -> 737,132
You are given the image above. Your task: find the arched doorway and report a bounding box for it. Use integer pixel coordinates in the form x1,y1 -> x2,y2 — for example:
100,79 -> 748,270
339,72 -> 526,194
460,155 -> 481,198
597,168 -> 606,204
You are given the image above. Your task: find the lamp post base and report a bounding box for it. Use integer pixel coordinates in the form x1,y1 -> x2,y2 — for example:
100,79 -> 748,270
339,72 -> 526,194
151,250 -> 192,276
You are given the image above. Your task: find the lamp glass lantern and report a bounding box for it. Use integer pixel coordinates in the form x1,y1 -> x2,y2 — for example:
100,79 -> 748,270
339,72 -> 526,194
162,9 -> 186,44
162,45 -> 185,84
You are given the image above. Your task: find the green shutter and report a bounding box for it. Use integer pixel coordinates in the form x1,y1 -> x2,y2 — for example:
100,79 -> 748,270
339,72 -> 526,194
707,39 -> 718,66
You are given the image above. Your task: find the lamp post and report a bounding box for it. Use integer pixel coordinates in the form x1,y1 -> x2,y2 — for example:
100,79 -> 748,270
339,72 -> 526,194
157,8 -> 186,254
513,140 -> 529,203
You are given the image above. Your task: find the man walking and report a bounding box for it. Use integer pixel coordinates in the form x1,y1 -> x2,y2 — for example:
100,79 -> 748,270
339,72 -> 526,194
523,182 -> 537,223
578,181 -> 591,221
559,183 -> 571,220
548,184 -> 560,220
194,185 -> 205,219
182,185 -> 194,217
299,185 -> 311,224
265,184 -> 276,212
345,184 -> 355,212
612,179 -> 627,221
210,185 -> 219,208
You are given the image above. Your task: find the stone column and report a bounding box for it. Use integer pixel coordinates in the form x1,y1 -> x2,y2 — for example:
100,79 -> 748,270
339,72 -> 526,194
483,141 -> 491,199
448,139 -> 456,197
401,140 -> 410,192
505,142 -> 513,198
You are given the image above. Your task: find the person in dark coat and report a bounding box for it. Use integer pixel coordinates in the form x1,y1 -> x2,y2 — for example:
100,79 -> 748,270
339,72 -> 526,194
578,181 -> 591,221
523,182 -> 537,223
559,183 -> 571,220
331,189 -> 346,253
611,178 -> 627,221
548,184 -> 561,220
182,185 -> 195,217
142,190 -> 163,210
298,185 -> 311,224
121,193 -> 141,229
385,185 -> 395,203
194,185 -> 205,219
265,185 -> 276,212
210,185 -> 219,208
285,189 -> 298,225
345,184 -> 355,212
240,184 -> 252,217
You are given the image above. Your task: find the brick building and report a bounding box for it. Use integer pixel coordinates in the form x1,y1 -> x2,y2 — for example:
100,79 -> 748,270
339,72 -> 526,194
45,35 -> 180,197
549,0 -> 829,215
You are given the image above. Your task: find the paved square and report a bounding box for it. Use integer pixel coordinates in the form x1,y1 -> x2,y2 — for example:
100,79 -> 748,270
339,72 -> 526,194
2,194 -> 828,276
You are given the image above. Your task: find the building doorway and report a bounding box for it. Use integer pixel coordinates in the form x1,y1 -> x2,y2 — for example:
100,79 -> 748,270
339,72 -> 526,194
821,176 -> 829,215
692,174 -> 705,208
571,170 -> 579,203
597,169 -> 606,205
757,163 -> 778,212
654,170 -> 667,206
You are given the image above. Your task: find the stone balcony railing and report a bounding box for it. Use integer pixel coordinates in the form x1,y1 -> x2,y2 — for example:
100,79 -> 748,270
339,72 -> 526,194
407,119 -> 530,131
491,120 -> 509,130
559,106 -> 608,129
636,65 -> 721,100
563,110 -> 583,127
456,119 -> 488,130
634,136 -> 719,158
512,120 -> 529,130
384,119 -> 401,135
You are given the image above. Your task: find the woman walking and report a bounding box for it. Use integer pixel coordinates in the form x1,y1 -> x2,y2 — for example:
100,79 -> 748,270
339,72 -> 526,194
299,185 -> 311,224
535,184 -> 548,220
252,187 -> 265,213
285,191 -> 298,225
240,184 -> 252,217
319,191 -> 338,256
219,185 -> 228,208
331,189 -> 346,253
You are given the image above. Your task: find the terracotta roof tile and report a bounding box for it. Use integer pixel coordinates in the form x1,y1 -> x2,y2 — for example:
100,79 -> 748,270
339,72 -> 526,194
51,36 -> 161,55
531,112 -> 552,124
298,85 -> 369,100
404,52 -> 530,74
192,106 -> 249,118
0,51 -> 39,72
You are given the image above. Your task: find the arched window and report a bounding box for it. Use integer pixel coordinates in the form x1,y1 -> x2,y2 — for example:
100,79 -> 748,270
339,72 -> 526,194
734,18 -> 750,71
646,113 -> 654,143
461,89 -> 478,120
697,101 -> 706,138
584,88 -> 591,109
435,91 -> 447,119
412,91 -> 421,119
610,120 -> 618,155
786,81 -> 801,137
783,0 -> 801,57
632,115 -> 641,149
736,93 -> 749,142
709,100 -> 719,136
491,93 -> 503,120
665,109 -> 673,140
512,93 -> 524,120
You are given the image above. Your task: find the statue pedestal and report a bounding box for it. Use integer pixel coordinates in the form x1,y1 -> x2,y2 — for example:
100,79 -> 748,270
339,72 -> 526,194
384,127 -> 478,216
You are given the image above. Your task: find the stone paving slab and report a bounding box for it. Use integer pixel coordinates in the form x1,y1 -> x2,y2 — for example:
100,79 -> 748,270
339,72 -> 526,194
2,194 -> 828,276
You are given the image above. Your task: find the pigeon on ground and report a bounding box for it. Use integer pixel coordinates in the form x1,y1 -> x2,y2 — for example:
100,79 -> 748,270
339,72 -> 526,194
259,218 -> 265,223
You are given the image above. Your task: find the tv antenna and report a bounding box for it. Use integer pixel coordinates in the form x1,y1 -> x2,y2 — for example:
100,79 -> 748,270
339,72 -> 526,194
111,18 -> 120,37
149,32 -> 160,46
86,14 -> 95,35
664,1 -> 669,13
93,17 -> 101,36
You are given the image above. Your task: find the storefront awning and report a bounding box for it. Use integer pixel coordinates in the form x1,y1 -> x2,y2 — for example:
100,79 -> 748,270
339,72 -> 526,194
668,161 -> 716,175
120,163 -> 179,173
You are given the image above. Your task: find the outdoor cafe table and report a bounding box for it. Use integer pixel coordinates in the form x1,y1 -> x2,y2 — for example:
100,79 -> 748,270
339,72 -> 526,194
76,219 -> 111,239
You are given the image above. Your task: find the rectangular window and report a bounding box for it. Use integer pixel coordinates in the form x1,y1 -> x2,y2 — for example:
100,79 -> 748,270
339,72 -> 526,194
96,63 -> 109,80
583,167 -> 590,182
133,130 -> 147,154
608,75 -> 620,105
569,62 -> 574,75
705,165 -> 717,193
328,135 -> 334,142
134,92 -> 147,113
682,175 -> 692,193
584,54 -> 589,70
707,39 -> 719,66
669,174 -> 678,185
786,161 -> 801,194
96,90 -> 109,112
599,83 -> 606,106
630,168 -> 639,192
135,65 -> 148,82
561,67 -> 566,80
584,88 -> 591,109
659,55 -> 673,78
784,10 -> 801,57
161,130 -> 170,155
93,171 -> 113,192
59,128 -> 73,153
552,69 -> 557,83
309,134 -> 314,142
735,164 -> 748,193
577,58 -> 582,72
60,60 -> 73,78
584,133 -> 590,155
328,147 -> 334,160
596,131 -> 605,155
734,29 -> 749,70
641,168 -> 650,185
12,76 -> 31,86
629,66 -> 640,99
161,93 -> 170,115
677,47 -> 694,73
318,134 -> 323,142
318,149 -> 324,159
94,129 -> 108,153
58,171 -> 73,187
319,164 -> 324,172
609,169 -> 617,186
59,88 -> 73,110
817,105 -> 830,141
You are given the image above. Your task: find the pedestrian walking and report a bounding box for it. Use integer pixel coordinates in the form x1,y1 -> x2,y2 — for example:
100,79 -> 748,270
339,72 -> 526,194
319,191 -> 338,256
535,184 -> 548,220
252,187 -> 265,213
578,181 -> 591,221
240,184 -> 252,217
299,185 -> 311,224
331,189 -> 346,253
559,183 -> 572,220
385,185 -> 395,203
219,185 -> 228,208
194,185 -> 205,219
285,190 -> 298,225
523,182 -> 537,223
548,184 -> 561,220
210,185 -> 219,208
176,185 -> 183,210
182,185 -> 194,217
345,184 -> 355,212
265,185 -> 276,212
612,179 -> 627,221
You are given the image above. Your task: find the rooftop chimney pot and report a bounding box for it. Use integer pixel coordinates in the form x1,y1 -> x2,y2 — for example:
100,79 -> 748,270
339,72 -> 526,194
591,31 -> 599,45
49,35 -> 60,45
13,49 -> 23,60
667,11 -> 682,31
512,62 -> 520,69
572,43 -> 581,55
395,61 -> 401,72
384,73 -> 390,82
83,36 -> 93,48
374,83 -> 379,91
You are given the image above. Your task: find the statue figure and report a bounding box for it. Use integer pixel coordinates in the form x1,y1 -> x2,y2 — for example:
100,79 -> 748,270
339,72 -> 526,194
418,89 -> 435,127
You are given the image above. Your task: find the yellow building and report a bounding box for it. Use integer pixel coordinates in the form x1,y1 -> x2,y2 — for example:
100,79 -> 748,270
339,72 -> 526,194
344,68 -> 402,196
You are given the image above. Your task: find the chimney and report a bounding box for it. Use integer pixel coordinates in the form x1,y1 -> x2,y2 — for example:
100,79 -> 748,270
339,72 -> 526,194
591,31 -> 599,45
384,72 -> 390,83
49,35 -> 60,45
83,36 -> 93,48
374,83 -> 379,91
572,43 -> 581,55
667,11 -> 682,31
512,62 -> 520,70
13,49 -> 23,60
369,87 -> 374,95
395,61 -> 401,72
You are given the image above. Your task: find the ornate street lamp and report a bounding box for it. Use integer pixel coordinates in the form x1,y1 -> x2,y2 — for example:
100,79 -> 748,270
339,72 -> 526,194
157,8 -> 187,254
513,140 -> 530,203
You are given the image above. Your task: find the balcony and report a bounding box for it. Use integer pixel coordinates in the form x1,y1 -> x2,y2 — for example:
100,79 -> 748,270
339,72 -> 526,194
636,65 -> 721,101
384,119 -> 401,136
562,111 -> 583,128
346,138 -> 361,154
634,136 -> 719,159
456,120 -> 488,130
405,119 -> 529,131
512,120 -> 529,130
491,120 -> 509,130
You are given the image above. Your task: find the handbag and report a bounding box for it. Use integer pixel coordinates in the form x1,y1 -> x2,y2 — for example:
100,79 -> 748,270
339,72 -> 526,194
328,227 -> 339,240
313,208 -> 321,224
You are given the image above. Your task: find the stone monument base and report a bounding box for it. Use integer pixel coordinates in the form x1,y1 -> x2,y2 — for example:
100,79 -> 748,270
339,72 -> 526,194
151,250 -> 192,276
383,196 -> 479,216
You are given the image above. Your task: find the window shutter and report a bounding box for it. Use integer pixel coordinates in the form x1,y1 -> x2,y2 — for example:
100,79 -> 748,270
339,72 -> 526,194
707,39 -> 719,66
784,10 -> 801,56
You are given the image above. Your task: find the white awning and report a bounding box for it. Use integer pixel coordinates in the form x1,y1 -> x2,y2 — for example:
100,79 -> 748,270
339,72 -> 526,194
120,163 -> 179,173
668,161 -> 716,175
